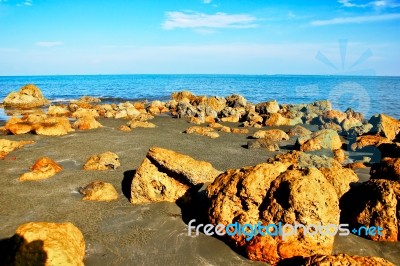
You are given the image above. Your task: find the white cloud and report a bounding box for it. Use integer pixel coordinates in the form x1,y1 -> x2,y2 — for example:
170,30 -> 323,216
203,0 -> 212,3
36,41 -> 64,47
311,13 -> 400,25
338,0 -> 400,8
162,11 -> 258,30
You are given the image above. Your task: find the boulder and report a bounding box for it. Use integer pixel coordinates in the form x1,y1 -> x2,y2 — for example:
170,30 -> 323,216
207,164 -> 339,264
341,179 -> 400,241
13,222 -> 85,266
83,152 -> 120,171
71,108 -> 99,118
252,129 -> 289,141
264,113 -> 293,126
185,126 -> 219,139
247,139 -> 279,151
34,117 -> 74,136
287,125 -> 312,137
73,116 -> 102,130
132,113 -> 155,122
302,253 -> 395,266
370,157 -> 400,182
255,100 -> 280,114
296,129 -> 342,151
79,181 -> 119,201
350,135 -> 391,151
221,114 -> 240,123
225,94 -> 247,108
231,128 -> 249,134
47,105 -> 70,117
19,157 -> 62,181
243,111 -> 263,127
127,120 -> 156,129
0,139 -> 34,159
171,91 -> 196,102
345,162 -> 368,170
369,114 -> 400,141
3,84 -> 48,109
341,117 -> 362,132
321,110 -> 347,124
5,117 -> 33,135
346,123 -> 373,138
333,148 -> 347,163
131,147 -> 221,204
206,97 -> 226,112
117,125 -> 132,132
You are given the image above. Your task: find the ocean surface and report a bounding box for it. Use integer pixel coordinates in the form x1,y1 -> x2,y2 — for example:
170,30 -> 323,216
0,74 -> 399,119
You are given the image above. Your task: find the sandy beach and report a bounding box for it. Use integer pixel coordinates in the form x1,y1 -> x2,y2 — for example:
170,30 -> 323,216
0,114 -> 399,265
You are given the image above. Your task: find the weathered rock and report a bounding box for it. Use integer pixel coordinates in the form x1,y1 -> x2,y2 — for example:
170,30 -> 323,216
206,96 -> 226,112
252,129 -> 289,141
297,129 -> 342,151
132,113 -> 155,122
13,222 -> 85,266
247,139 -> 279,151
231,128 -> 249,134
127,120 -> 156,129
341,179 -> 400,241
79,181 -> 119,201
243,111 -> 263,127
321,110 -> 347,124
333,148 -> 347,163
76,95 -> 101,104
83,152 -> 120,171
207,164 -> 339,264
341,117 -> 363,132
34,117 -> 74,136
189,116 -> 204,125
208,122 -> 224,128
185,126 -> 219,139
19,157 -> 62,181
219,126 -> 231,133
171,91 -> 196,102
350,135 -> 391,151
221,114 -> 240,123
287,125 -> 312,137
255,100 -> 280,114
369,114 -> 400,141
264,113 -> 293,126
47,105 -> 70,117
3,84 -> 49,108
345,107 -> 364,121
118,125 -> 132,132
318,164 -> 358,198
225,94 -> 247,108
73,116 -> 102,130
370,157 -> 400,182
346,123 -> 373,138
71,108 -> 99,118
0,139 -> 34,159
345,162 -> 368,169
302,253 -> 395,266
131,147 -> 221,204
4,117 -> 33,135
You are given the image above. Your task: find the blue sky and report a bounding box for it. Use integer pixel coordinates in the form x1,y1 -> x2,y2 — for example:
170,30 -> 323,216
0,0 -> 399,75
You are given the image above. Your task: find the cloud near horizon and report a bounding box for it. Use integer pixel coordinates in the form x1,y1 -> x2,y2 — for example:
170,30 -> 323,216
162,11 -> 258,30
36,41 -> 64,47
311,12 -> 400,25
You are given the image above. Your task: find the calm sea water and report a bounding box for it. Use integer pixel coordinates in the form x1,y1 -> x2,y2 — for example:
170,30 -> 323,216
0,75 -> 399,119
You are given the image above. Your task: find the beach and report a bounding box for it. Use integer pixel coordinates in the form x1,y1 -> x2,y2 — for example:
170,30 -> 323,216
1,112 -> 399,265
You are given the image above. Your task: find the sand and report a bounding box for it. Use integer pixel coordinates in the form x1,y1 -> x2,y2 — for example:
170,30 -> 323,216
0,115 -> 399,265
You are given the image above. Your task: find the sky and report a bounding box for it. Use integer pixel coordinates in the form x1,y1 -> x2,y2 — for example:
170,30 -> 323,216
0,0 -> 399,76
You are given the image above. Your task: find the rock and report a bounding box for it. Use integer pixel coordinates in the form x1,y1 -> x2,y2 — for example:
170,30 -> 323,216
369,114 -> 400,141
5,117 -> 33,135
76,95 -> 101,103
127,120 -> 156,129
83,152 -> 120,170
231,128 -> 249,134
302,253 -> 395,266
207,164 -> 339,264
19,157 -> 62,181
71,108 -> 99,118
333,149 -> 347,163
208,122 -> 223,128
252,129 -> 289,141
3,84 -> 49,109
132,113 -> 155,122
319,122 -> 342,133
287,125 -> 312,137
189,116 -> 204,125
118,125 -> 132,132
370,157 -> 400,182
341,117 -> 363,132
13,222 -> 85,266
79,181 -> 119,201
225,94 -> 247,108
219,126 -> 231,133
221,115 -> 240,123
318,164 -> 358,198
346,123 -> 373,138
255,100 -> 280,114
73,116 -> 102,130
264,113 -> 293,126
34,117 -> 74,136
340,179 -> 399,241
185,126 -> 219,139
350,135 -> 391,151
345,107 -> 364,121
321,110 -> 347,124
296,129 -> 342,151
0,139 -> 34,159
206,97 -> 226,112
47,105 -> 70,117
345,162 -> 368,169
243,111 -> 263,127
171,91 -> 196,102
378,142 -> 400,158
131,147 -> 221,204
247,139 -> 280,151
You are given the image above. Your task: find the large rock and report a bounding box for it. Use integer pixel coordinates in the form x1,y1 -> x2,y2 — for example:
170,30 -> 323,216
252,129 -> 289,141
341,179 -> 400,241
287,125 -> 312,137
302,253 -> 395,266
341,117 -> 362,132
370,157 -> 400,182
79,181 -> 119,201
264,113 -> 297,126
130,147 -> 221,204
207,163 -> 339,264
255,100 -> 280,114
73,115 -> 102,130
47,105 -> 70,117
206,96 -> 226,112
3,84 -> 48,109
13,222 -> 85,265
19,157 -> 62,181
185,126 -> 219,139
350,135 -> 391,151
369,114 -> 400,141
225,94 -> 247,108
0,139 -> 34,159
34,117 -> 74,136
83,152 -> 120,170
296,129 -> 342,151
4,117 -> 33,135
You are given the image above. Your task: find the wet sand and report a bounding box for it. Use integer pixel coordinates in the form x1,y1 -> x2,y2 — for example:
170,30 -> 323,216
0,116 -> 399,265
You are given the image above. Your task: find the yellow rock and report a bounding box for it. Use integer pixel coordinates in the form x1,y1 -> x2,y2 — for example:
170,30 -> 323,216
83,152 -> 120,170
19,157 -> 62,181
3,84 -> 49,108
0,139 -> 34,159
80,181 -> 119,201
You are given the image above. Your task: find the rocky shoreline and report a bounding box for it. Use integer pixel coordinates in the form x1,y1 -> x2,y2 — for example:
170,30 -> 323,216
0,84 -> 399,265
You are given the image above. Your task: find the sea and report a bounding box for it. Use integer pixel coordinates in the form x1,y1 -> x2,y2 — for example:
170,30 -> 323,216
0,74 -> 399,120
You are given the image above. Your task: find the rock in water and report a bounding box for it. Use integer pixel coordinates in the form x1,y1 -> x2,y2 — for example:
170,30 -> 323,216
79,181 -> 119,201
19,157 -> 62,181
296,129 -> 342,151
207,162 -> 340,264
83,152 -> 120,170
369,114 -> 400,141
302,254 -> 395,266
12,222 -> 85,266
0,139 -> 35,159
3,84 -> 49,109
130,147 -> 221,204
